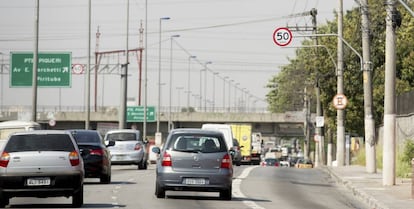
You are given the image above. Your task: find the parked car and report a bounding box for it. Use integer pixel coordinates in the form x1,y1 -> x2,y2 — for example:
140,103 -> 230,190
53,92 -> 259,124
261,158 -> 280,167
231,138 -> 242,166
0,130 -> 84,207
104,129 -> 148,170
295,158 -> 313,168
70,129 -> 115,184
152,128 -> 233,200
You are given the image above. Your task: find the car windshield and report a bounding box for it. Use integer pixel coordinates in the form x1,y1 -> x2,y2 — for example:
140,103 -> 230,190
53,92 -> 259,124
5,134 -> 75,152
106,133 -> 139,141
167,134 -> 227,153
71,131 -> 101,144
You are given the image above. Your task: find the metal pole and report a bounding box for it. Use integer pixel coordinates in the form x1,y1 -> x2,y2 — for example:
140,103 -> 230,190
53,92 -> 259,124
199,68 -> 203,110
383,0 -> 396,186
31,0 -> 39,122
119,0 -> 129,129
85,0 -> 91,129
360,0 -> 376,173
187,55 -> 196,112
212,72 -> 218,112
336,0 -> 345,166
157,17 -> 170,133
168,35 -> 179,132
143,0 -> 148,141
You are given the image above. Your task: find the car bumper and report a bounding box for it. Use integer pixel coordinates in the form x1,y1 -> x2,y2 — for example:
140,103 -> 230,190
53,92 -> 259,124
156,169 -> 233,192
110,151 -> 144,164
83,157 -> 110,177
0,171 -> 83,198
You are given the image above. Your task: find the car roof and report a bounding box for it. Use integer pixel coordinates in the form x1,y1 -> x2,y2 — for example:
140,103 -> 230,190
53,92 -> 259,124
105,129 -> 140,134
170,128 -> 223,135
11,130 -> 70,136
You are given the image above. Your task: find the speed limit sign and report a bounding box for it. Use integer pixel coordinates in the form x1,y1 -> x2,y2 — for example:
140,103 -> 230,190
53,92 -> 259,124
273,27 -> 293,47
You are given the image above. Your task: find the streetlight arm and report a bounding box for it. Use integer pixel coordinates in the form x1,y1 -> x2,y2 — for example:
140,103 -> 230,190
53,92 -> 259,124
295,34 -> 363,71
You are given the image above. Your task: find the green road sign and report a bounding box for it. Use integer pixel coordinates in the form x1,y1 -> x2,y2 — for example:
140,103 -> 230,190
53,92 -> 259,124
10,52 -> 72,87
127,106 -> 156,122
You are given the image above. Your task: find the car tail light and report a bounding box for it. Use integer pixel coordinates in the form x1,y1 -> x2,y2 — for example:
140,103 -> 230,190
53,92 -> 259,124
69,151 -> 80,166
0,152 -> 10,168
220,153 -> 232,169
134,143 -> 142,151
90,149 -> 104,156
161,151 -> 172,167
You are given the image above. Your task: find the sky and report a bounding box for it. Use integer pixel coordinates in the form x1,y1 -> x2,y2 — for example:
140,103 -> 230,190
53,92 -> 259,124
0,0 -> 357,113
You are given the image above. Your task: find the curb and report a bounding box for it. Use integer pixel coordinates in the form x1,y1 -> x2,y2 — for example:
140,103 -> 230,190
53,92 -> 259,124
321,166 -> 390,209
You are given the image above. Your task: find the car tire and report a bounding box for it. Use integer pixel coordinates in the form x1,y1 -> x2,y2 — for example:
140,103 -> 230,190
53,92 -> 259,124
72,185 -> 84,208
0,193 -> 9,208
155,182 -> 165,198
219,186 -> 232,200
100,173 -> 111,184
235,160 -> 241,166
138,159 -> 148,170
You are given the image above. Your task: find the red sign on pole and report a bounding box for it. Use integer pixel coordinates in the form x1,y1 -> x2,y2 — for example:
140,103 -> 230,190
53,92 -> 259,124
273,27 -> 293,47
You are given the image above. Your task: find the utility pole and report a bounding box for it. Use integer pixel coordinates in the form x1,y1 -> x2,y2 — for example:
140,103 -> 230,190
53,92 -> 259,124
383,0 -> 398,186
119,0 -> 130,129
336,0 -> 346,166
310,8 -> 324,167
360,0 -> 376,173
31,0 -> 39,122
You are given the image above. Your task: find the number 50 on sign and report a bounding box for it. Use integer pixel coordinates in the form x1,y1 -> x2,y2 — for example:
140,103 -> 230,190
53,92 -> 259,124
273,27 -> 293,47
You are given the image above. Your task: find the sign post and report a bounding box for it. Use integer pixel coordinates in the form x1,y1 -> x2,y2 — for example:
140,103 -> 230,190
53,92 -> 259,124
10,52 -> 72,87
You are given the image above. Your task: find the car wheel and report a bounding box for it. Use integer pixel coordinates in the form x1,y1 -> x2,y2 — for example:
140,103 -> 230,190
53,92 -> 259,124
219,186 -> 232,200
100,173 -> 111,184
155,182 -> 165,198
72,184 -> 84,208
0,193 -> 9,208
138,159 -> 147,170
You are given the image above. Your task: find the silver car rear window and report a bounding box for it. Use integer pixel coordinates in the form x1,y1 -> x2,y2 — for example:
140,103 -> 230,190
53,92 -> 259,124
106,133 -> 139,141
168,135 -> 227,153
5,134 -> 75,152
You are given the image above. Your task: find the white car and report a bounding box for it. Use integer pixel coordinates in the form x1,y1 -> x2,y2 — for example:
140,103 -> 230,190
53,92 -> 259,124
104,129 -> 148,170
0,130 -> 84,207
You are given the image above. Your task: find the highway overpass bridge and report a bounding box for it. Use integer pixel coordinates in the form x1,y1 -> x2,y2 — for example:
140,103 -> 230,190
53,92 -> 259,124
0,108 -> 315,141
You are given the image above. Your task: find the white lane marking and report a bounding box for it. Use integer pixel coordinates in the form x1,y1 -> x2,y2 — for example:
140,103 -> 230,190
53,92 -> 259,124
233,166 -> 265,209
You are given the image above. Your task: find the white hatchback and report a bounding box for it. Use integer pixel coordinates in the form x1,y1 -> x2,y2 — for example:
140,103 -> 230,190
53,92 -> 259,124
104,129 -> 148,170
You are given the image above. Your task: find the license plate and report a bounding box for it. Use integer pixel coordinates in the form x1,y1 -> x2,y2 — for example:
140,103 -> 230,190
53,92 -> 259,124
27,177 -> 51,186
183,178 -> 206,185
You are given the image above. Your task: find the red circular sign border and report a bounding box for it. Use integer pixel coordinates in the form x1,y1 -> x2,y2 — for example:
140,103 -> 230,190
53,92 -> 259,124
273,27 -> 293,47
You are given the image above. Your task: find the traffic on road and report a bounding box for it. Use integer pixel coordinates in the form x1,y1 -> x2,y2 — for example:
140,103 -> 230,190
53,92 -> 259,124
3,164 -> 369,209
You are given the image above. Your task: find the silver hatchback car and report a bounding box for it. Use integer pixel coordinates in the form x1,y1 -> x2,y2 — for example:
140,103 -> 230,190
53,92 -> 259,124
152,128 -> 233,200
0,130 -> 84,207
104,129 -> 148,170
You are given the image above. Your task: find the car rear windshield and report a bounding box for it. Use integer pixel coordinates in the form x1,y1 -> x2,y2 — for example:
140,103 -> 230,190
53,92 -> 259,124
167,134 -> 227,153
72,131 -> 101,144
106,133 -> 139,141
5,134 -> 75,152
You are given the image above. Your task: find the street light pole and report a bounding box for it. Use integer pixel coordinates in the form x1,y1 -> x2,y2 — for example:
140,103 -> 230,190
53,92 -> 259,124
187,55 -> 196,113
212,72 -> 219,112
168,34 -> 180,132
203,61 -> 212,112
223,76 -> 229,111
156,17 -> 170,135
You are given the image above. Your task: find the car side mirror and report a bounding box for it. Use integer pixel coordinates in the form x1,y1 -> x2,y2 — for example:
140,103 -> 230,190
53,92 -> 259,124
229,150 -> 235,156
107,140 -> 115,147
152,146 -> 161,154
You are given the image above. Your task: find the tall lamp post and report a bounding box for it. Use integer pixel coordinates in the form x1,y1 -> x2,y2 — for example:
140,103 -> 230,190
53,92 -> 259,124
168,34 -> 180,132
203,61 -> 212,112
212,72 -> 219,112
187,55 -> 196,112
223,76 -> 229,111
156,17 -> 170,136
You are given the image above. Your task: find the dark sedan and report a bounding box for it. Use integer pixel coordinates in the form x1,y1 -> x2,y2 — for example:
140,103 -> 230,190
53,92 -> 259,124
70,130 -> 114,184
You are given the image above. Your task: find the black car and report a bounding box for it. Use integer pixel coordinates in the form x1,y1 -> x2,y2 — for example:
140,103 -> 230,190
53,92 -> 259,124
70,130 -> 114,184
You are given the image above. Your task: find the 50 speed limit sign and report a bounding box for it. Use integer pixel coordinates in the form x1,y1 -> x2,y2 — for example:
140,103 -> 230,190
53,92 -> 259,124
273,27 -> 293,47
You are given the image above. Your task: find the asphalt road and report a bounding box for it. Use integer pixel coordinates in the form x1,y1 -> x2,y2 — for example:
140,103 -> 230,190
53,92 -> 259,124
6,164 -> 370,209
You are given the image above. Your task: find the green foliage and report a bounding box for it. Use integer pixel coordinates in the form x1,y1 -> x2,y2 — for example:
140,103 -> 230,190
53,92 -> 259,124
266,0 -> 414,138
